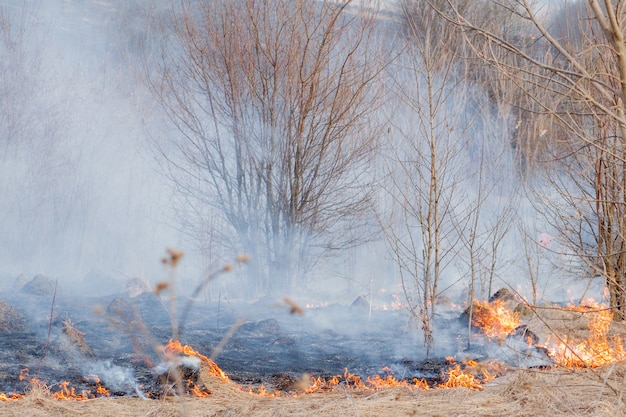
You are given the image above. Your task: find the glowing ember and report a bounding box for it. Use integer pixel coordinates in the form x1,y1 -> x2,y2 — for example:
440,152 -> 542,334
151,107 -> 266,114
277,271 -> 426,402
545,302 -> 626,368
470,299 -> 522,340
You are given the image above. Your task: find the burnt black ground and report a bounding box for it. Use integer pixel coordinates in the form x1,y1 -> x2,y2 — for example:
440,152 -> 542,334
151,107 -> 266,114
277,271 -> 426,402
0,289 -> 483,396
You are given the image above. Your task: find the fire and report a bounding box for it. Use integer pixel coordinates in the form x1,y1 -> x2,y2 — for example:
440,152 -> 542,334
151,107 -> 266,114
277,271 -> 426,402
304,368 -> 431,392
304,369 -> 366,392
303,361 -> 502,393
52,381 -> 90,401
365,375 -> 430,390
187,379 -> 210,397
438,358 -> 506,391
4,369 -> 111,401
163,339 -> 228,381
248,384 -> 281,397
470,299 -> 522,340
0,341 -> 509,400
87,374 -> 110,397
0,392 -> 24,401
545,302 -> 626,368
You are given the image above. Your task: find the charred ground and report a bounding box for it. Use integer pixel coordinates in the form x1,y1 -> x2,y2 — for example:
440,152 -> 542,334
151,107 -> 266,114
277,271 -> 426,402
0,277 -> 468,397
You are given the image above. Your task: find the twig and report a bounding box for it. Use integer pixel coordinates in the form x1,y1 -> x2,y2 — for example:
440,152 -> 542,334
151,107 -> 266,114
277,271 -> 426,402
178,264 -> 233,338
36,278 -> 58,378
210,318 -> 245,362
217,290 -> 221,329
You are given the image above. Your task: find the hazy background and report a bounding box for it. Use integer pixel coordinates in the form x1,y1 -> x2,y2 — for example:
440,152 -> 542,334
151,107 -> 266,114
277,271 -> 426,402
0,0 -> 604,308
0,0 -> 184,294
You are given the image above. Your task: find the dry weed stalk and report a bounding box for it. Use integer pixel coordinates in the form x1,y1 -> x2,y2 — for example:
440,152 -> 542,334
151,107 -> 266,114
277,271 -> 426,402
62,317 -> 94,356
36,278 -> 58,379
154,249 -> 250,406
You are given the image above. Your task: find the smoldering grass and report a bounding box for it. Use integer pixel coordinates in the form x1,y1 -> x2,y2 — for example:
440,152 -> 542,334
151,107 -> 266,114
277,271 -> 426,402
151,249 -> 252,405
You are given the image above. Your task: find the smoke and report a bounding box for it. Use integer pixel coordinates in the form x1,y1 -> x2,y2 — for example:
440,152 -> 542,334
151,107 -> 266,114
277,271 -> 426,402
86,360 -> 142,395
0,0 -> 183,292
0,2 -> 608,379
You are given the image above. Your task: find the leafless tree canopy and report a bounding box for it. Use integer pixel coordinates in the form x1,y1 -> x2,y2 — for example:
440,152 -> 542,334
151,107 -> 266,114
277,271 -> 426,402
425,0 -> 626,319
152,0 -> 386,294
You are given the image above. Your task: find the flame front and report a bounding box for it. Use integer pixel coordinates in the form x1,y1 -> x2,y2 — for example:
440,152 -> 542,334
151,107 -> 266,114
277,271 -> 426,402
164,339 -> 228,381
545,302 -> 626,368
53,381 -> 90,401
470,297 -> 626,368
438,358 -> 506,391
1,370 -> 111,401
0,392 -> 24,401
1,348 -> 501,400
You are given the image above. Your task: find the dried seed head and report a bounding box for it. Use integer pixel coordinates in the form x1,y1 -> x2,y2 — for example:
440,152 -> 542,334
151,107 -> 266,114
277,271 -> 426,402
155,281 -> 169,295
235,253 -> 251,263
284,297 -> 304,315
166,248 -> 184,266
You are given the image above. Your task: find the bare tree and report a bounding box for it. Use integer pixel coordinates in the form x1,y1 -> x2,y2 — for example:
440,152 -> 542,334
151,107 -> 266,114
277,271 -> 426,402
150,0 -> 386,295
430,0 -> 626,319
379,1 -> 517,353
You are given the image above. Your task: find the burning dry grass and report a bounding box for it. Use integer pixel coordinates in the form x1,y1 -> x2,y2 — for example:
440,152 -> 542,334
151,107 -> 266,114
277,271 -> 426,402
526,301 -> 626,368
4,261 -> 626,417
1,365 -> 626,416
470,299 -> 522,340
2,333 -> 626,415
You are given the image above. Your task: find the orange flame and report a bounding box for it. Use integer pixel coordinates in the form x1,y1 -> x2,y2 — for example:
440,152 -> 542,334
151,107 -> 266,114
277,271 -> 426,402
545,302 -> 626,368
438,357 -> 506,391
3,370 -> 111,401
1,341 -> 511,400
365,375 -> 430,390
187,379 -> 210,397
164,339 -> 228,381
470,299 -> 522,340
248,384 -> 281,397
52,381 -> 90,401
0,392 -> 24,401
304,368 -> 430,393
87,374 -> 110,397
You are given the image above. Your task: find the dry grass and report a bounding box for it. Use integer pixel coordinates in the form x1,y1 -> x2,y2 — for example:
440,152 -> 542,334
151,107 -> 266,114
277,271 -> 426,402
0,300 -> 24,333
1,364 -> 625,416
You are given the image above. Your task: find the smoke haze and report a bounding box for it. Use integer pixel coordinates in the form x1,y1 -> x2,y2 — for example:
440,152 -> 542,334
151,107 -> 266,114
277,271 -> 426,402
0,0 -> 605,308
0,1 -> 182,294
